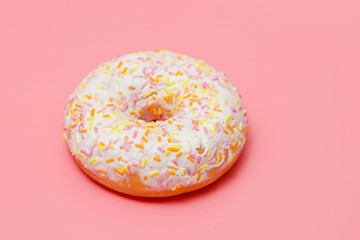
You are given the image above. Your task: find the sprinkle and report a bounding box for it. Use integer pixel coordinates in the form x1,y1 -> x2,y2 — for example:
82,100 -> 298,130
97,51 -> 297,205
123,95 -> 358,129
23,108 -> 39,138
223,130 -> 229,134
76,152 -> 86,159
191,109 -> 196,114
175,152 -> 183,158
63,132 -> 67,140
153,156 -> 161,162
97,87 -> 105,91
149,170 -> 159,177
216,152 -> 222,164
165,88 -> 175,95
111,125 -> 118,132
181,168 -> 186,176
189,99 -> 200,106
168,170 -> 176,175
135,144 -> 144,149
145,129 -> 150,136
141,136 -> 148,143
167,147 -> 180,152
85,95 -> 92,100
182,80 -> 190,88
117,61 -> 123,68
196,164 -> 209,172
207,147 -> 213,157
144,175 -> 148,180
197,173 -> 201,181
121,67 -> 128,75
97,143 -> 105,151
226,124 -> 234,133
118,156 -> 122,161
213,109 -> 222,112
141,158 -> 147,168
90,158 -> 98,165
157,136 -> 161,142
106,158 -> 115,163
113,168 -> 123,175
167,138 -> 172,143
103,114 -> 110,118
165,151 -> 170,156
133,130 -> 138,138
99,168 -> 107,174
147,101 -> 155,107
187,156 -> 195,163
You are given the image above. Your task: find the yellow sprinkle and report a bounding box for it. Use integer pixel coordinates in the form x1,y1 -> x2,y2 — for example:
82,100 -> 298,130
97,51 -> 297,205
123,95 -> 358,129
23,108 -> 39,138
97,87 -> 106,90
201,88 -> 214,94
110,111 -> 123,120
145,91 -> 155,97
196,164 -> 209,172
76,152 -> 86,159
149,170 -> 159,177
181,168 -> 186,176
231,134 -> 235,140
202,69 -> 212,74
97,143 -> 105,151
133,67 -> 139,72
170,132 -> 180,136
89,122 -> 94,131
99,168 -> 107,174
153,156 -> 161,162
87,117 -> 95,121
90,158 -> 98,165
103,69 -> 111,75
120,162 -> 125,174
234,100 -> 240,104
207,147 -> 213,157
63,132 -> 67,141
110,144 -> 114,150
141,158 -> 147,168
212,123 -> 216,133
175,152 -> 183,158
165,151 -> 170,156
191,109 -> 196,114
111,125 -> 118,132
165,88 -> 175,95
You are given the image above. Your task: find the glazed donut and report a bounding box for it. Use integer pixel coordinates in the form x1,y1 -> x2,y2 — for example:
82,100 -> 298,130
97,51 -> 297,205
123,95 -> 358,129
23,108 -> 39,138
63,50 -> 247,197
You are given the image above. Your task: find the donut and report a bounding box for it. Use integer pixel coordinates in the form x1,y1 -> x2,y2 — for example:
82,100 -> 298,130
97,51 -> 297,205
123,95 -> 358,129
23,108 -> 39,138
63,50 -> 247,197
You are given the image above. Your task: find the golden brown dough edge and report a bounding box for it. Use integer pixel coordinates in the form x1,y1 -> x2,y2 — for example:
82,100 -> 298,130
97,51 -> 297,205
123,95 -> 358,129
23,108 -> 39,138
71,148 -> 242,197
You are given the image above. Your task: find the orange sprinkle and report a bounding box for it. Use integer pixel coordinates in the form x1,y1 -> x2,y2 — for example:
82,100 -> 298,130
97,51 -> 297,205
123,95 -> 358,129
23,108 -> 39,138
121,67 -> 128,74
106,158 -> 115,163
157,136 -> 161,142
190,99 -> 200,106
175,152 -> 183,158
148,101 -> 155,108
187,156 -> 195,163
129,111 -> 135,115
223,130 -> 229,134
167,147 -> 179,152
226,124 -> 234,133
106,104 -> 115,107
99,168 -> 107,174
117,91 -> 123,95
97,110 -> 102,114
138,109 -> 142,115
141,136 -> 148,143
192,120 -> 195,125
135,144 -> 144,149
99,142 -> 105,147
168,120 -> 173,124
197,173 -> 201,181
169,170 -> 176,175
109,97 -> 112,103
117,61 -> 123,69
184,94 -> 192,99
80,129 -> 87,133
118,156 -> 122,161
153,156 -> 161,162
85,95 -> 92,100
167,112 -> 172,117
144,175 -> 148,180
175,70 -> 183,76
168,138 -> 172,143
145,129 -> 150,136
213,109 -> 222,112
103,114 -> 110,118
113,168 -> 123,175
91,109 -> 95,117
175,125 -> 184,128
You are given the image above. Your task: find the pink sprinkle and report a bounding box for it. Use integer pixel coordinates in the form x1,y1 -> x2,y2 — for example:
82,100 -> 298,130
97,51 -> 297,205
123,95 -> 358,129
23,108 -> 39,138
203,126 -> 209,135
128,168 -> 135,175
140,81 -> 148,89
121,102 -> 129,112
172,160 -> 178,166
196,156 -> 202,164
155,61 -> 163,65
94,127 -> 99,133
230,107 -> 237,113
163,178 -> 170,188
133,131 -> 138,139
186,168 -> 191,175
132,162 -> 139,167
157,147 -> 165,153
114,138 -> 121,144
156,177 -> 164,189
128,140 -> 134,144
80,150 -> 90,157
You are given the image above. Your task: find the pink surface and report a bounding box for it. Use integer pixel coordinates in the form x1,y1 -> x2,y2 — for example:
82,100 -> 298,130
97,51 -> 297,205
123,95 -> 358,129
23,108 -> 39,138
1,0 -> 360,239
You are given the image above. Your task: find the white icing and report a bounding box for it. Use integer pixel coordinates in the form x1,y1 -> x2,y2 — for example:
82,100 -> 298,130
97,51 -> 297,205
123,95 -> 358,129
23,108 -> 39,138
64,50 -> 247,191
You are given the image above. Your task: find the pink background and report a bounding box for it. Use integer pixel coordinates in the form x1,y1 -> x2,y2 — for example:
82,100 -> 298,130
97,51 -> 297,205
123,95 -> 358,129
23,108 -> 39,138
1,0 -> 359,239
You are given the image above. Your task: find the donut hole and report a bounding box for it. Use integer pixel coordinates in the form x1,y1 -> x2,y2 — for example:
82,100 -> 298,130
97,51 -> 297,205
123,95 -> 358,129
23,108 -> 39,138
138,107 -> 172,122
